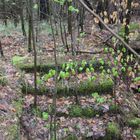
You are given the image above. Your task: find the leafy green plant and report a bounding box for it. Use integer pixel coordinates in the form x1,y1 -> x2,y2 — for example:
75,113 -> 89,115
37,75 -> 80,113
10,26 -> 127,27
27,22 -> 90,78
42,112 -> 49,120
59,71 -> 70,79
127,117 -> 140,127
69,105 -> 82,117
133,76 -> 140,82
106,122 -> 120,140
12,98 -> 23,115
42,69 -> 56,81
12,56 -> 27,66
32,107 -> 42,117
134,129 -> 140,139
82,107 -> 96,117
92,92 -> 106,104
68,6 -> 79,13
109,104 -> 119,113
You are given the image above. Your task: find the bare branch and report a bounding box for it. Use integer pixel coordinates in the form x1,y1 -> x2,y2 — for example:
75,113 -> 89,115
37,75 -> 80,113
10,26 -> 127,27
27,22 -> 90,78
78,0 -> 140,60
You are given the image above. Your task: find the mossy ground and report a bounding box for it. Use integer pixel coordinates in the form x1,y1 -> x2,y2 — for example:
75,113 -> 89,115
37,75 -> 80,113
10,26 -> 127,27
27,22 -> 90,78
134,129 -> 140,140
127,117 -> 140,128
21,75 -> 113,96
105,122 -> 121,140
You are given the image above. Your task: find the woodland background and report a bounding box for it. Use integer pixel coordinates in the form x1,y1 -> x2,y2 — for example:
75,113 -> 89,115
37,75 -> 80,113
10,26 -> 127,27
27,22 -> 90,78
0,0 -> 140,140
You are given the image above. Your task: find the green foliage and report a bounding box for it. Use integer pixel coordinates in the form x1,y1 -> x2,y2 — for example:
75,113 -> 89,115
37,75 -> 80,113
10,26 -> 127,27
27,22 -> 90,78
69,105 -> 82,117
69,105 -> 96,118
7,124 -> 19,140
112,67 -> 118,77
80,32 -> 86,37
12,56 -> 27,66
92,92 -> 106,104
92,92 -> 99,98
22,73 -> 113,96
82,107 -> 96,117
33,4 -> 38,9
106,122 -> 120,140
37,77 -> 43,85
119,23 -> 140,37
32,107 -> 42,117
0,76 -> 7,86
42,112 -> 49,120
12,99 -> 23,116
64,134 -> 78,140
133,76 -> 140,82
42,69 -> 56,81
127,117 -> 140,127
109,104 -> 119,113
134,129 -> 140,139
68,6 -> 79,13
54,0 -> 65,5
59,71 -> 70,79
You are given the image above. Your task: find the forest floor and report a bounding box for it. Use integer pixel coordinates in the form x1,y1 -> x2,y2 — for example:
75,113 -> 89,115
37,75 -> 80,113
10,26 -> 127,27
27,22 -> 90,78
0,18 -> 140,140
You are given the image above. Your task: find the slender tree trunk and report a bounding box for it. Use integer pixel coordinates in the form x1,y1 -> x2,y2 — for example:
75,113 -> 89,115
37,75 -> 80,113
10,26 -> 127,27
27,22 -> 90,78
49,1 -> 60,139
67,1 -> 72,34
0,41 -> 4,57
2,0 -> 7,26
19,0 -> 26,36
28,15 -> 32,52
28,0 -> 37,107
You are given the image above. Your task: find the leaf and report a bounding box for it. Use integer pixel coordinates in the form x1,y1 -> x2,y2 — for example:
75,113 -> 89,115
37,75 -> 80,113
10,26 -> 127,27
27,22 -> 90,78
94,17 -> 99,24
68,6 -> 79,13
92,92 -> 99,99
33,4 -> 38,9
42,112 -> 49,120
97,97 -> 105,103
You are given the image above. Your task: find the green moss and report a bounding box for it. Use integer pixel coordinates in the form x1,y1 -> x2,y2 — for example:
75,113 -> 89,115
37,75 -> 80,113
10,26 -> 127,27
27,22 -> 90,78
105,122 -> 120,140
134,129 -> 140,140
82,107 -> 96,117
21,77 -> 113,96
109,104 -> 120,113
127,117 -> 140,128
12,55 -> 28,66
69,105 -> 83,117
12,99 -> 23,116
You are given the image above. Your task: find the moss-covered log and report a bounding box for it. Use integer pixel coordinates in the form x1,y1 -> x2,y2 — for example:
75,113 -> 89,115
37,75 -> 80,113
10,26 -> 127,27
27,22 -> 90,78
57,104 -> 119,118
21,77 -> 113,96
12,56 -> 108,73
30,104 -> 119,119
19,61 -> 108,73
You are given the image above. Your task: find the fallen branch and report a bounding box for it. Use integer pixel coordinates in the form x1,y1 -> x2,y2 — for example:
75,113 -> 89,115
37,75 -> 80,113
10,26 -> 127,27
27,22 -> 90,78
78,0 -> 140,60
42,48 -> 103,54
